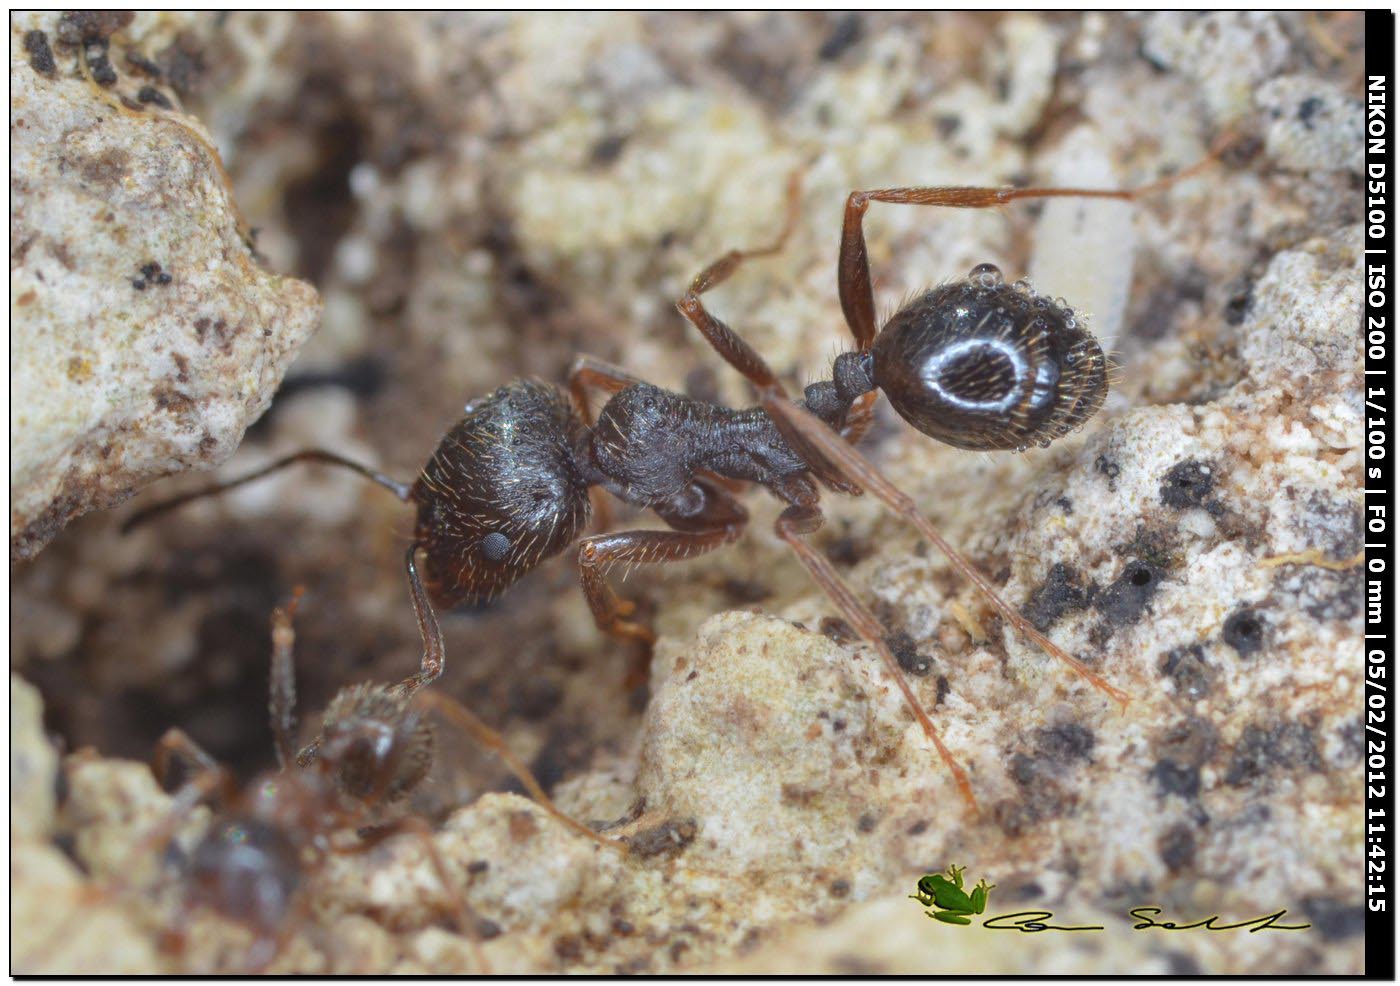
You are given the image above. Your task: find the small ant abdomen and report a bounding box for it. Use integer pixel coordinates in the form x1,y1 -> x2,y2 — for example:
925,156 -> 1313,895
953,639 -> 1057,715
413,379 -> 592,605
869,264 -> 1106,452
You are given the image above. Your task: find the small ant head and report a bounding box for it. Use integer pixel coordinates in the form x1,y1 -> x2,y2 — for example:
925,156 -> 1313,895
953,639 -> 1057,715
311,683 -> 434,806
413,380 -> 591,605
187,814 -> 302,933
869,264 -> 1107,452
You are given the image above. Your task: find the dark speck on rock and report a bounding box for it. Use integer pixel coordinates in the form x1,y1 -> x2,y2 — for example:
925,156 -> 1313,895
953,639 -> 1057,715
1094,453 -> 1121,489
885,631 -> 931,676
1159,459 -> 1215,510
1225,720 -> 1321,786
1094,560 -> 1162,626
1222,607 -> 1266,657
1033,722 -> 1096,763
24,30 -> 57,77
817,13 -> 863,61
1157,822 -> 1196,873
1150,758 -> 1200,799
1022,562 -> 1089,632
1302,896 -> 1365,940
137,85 -> 173,109
1297,96 -> 1324,128
1160,644 -> 1214,699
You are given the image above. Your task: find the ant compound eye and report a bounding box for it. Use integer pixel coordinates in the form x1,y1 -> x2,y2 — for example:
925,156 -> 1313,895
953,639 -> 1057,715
871,280 -> 1106,452
479,531 -> 511,562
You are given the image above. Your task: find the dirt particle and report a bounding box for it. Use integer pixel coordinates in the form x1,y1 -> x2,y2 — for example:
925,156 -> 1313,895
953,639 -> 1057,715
137,85 -> 173,109
1225,720 -> 1321,786
1157,822 -> 1196,873
1160,644 -> 1214,699
829,878 -> 851,897
1023,562 -> 1089,631
818,13 -> 863,60
1150,758 -> 1200,799
56,10 -> 133,45
24,30 -> 57,78
1159,459 -> 1215,510
507,809 -> 540,842
885,630 -> 931,676
624,818 -> 697,857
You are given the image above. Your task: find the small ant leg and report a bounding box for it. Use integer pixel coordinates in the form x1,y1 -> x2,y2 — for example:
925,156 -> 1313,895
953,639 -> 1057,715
836,136 -> 1235,351
774,501 -> 977,812
153,726 -> 225,792
411,689 -> 626,856
764,397 -> 1133,709
121,450 -> 413,533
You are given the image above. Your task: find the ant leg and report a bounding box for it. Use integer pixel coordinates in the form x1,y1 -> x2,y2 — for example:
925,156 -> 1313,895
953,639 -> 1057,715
329,813 -> 491,972
566,355 -> 645,425
153,727 -> 225,791
411,689 -> 626,855
772,500 -> 977,813
577,483 -> 749,643
122,450 -> 413,532
269,589 -> 305,769
675,171 -> 804,395
836,135 -> 1235,350
567,356 -> 646,533
763,396 -> 1132,708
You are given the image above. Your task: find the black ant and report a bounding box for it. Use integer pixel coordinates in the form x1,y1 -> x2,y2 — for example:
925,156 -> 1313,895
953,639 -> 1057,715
124,140 -> 1231,811
29,551 -> 618,974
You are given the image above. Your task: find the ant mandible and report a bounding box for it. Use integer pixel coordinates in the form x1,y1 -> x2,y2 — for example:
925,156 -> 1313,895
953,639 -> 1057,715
125,139 -> 1229,811
30,553 -> 618,974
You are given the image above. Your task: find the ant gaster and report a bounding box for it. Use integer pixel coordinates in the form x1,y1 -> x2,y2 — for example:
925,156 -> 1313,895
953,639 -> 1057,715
37,551 -> 618,973
126,142 -> 1229,811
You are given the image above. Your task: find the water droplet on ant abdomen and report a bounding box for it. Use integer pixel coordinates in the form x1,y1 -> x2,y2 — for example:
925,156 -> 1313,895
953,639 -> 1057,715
968,262 -> 1003,288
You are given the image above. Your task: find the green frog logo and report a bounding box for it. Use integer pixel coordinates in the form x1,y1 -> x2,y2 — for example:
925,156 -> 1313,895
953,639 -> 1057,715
911,864 -> 996,925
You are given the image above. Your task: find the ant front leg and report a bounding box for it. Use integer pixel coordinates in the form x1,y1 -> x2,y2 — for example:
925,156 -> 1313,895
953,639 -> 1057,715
577,481 -> 749,687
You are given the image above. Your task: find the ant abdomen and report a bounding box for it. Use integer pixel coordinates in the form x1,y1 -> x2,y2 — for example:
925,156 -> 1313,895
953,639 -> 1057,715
413,379 -> 592,605
870,264 -> 1107,452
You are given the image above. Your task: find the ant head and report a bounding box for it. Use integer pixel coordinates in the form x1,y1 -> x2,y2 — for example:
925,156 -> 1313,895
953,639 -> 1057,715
868,264 -> 1107,452
315,683 -> 434,806
414,380 -> 591,605
188,814 -> 302,931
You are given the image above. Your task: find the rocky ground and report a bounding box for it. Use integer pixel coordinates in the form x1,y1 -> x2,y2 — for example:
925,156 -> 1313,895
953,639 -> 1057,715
11,11 -> 1364,974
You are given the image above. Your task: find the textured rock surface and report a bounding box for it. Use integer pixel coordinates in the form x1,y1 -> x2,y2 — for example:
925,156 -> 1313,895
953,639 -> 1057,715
11,11 -> 1363,975
9,11 -> 321,561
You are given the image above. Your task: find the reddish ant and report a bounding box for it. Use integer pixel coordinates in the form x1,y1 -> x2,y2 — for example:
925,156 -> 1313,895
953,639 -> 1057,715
29,551 -> 618,973
124,140 -> 1230,811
